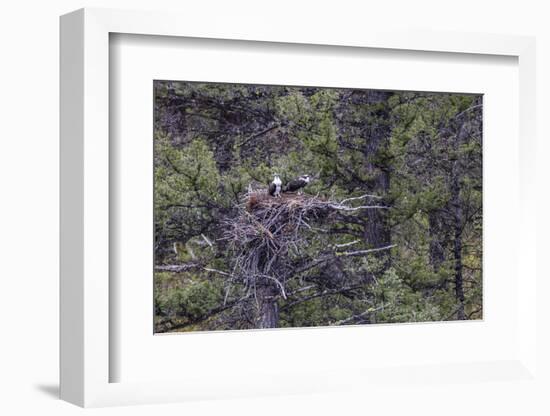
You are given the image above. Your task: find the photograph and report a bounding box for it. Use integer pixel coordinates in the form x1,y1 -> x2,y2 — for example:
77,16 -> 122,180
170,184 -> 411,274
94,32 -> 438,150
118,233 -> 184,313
0,0 -> 543,412
153,81 -> 483,333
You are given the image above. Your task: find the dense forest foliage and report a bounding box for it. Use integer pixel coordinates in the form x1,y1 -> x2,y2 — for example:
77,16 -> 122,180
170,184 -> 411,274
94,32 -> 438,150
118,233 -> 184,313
153,81 -> 482,332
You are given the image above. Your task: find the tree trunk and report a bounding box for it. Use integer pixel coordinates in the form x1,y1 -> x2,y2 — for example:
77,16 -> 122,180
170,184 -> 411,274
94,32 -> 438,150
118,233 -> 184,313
451,164 -> 465,320
362,91 -> 393,271
363,204 -> 391,270
428,210 -> 446,273
257,284 -> 279,328
362,159 -> 390,250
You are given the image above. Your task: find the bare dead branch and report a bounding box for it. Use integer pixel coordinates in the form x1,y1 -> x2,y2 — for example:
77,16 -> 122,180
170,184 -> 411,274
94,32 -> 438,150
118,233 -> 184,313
330,304 -> 388,326
281,285 -> 364,310
285,285 -> 317,297
203,267 -> 232,277
201,233 -> 213,247
265,275 -> 287,299
155,263 -> 202,273
333,239 -> 361,248
328,204 -> 391,211
339,193 -> 383,204
337,244 -> 396,257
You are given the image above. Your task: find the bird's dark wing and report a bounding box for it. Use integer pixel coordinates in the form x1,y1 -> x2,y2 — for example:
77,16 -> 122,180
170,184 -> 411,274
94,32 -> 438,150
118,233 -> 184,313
268,182 -> 276,196
284,179 -> 304,192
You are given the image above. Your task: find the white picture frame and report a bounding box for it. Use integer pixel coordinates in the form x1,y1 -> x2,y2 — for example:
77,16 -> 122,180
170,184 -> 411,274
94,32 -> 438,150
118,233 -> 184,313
60,7 -> 538,408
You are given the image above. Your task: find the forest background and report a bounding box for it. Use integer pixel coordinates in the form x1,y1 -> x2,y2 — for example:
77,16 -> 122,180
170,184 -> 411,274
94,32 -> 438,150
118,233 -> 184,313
153,81 -> 483,332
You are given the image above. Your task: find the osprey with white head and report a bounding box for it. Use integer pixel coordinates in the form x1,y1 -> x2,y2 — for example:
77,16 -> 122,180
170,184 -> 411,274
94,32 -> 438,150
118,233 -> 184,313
268,174 -> 282,197
283,174 -> 311,194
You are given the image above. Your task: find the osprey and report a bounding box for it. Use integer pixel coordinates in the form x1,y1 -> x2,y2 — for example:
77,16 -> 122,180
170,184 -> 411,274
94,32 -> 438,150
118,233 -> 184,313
283,174 -> 311,193
268,174 -> 282,197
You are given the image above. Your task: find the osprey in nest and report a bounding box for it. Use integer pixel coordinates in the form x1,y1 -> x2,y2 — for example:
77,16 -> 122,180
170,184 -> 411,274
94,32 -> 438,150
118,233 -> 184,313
268,174 -> 282,197
283,174 -> 311,194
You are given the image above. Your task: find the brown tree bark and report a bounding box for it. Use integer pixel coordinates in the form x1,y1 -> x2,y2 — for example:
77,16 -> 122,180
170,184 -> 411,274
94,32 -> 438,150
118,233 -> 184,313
449,119 -> 471,320
361,91 -> 393,270
256,284 -> 279,328
451,163 -> 465,320
428,210 -> 446,273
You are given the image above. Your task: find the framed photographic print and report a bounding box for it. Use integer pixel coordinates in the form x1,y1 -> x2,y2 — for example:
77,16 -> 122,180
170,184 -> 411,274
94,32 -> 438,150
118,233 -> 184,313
60,7 -> 539,409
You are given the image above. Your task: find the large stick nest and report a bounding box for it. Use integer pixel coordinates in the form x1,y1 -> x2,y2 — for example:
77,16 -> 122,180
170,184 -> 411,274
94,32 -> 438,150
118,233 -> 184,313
222,188 -> 386,297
